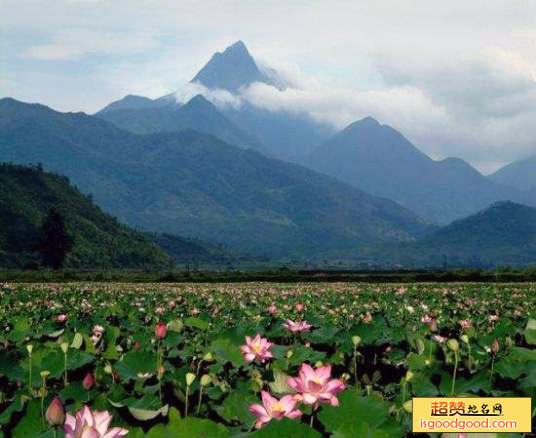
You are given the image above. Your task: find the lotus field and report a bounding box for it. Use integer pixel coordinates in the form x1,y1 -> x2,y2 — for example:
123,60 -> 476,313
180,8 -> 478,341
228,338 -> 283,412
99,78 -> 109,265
1,282 -> 535,437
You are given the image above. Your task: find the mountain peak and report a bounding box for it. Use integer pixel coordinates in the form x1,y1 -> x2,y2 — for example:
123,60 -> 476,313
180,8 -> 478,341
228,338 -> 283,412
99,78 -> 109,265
183,94 -> 215,111
343,117 -> 381,132
97,94 -> 159,114
224,40 -> 249,55
191,41 -> 270,92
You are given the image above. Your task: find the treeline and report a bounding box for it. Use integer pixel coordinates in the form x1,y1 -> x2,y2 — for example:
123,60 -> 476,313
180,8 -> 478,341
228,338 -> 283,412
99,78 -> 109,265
2,267 -> 536,283
0,163 -> 171,270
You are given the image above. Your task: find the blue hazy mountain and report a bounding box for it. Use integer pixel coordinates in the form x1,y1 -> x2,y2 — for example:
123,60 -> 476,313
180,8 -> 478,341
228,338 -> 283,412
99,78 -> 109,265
303,117 -> 528,224
97,94 -> 266,151
191,40 -> 277,92
98,94 -> 167,113
489,155 -> 536,192
0,97 -> 430,258
189,40 -> 336,160
391,201 -> 536,268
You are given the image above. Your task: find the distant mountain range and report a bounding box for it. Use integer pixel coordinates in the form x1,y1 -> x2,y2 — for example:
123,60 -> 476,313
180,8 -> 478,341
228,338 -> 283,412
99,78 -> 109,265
96,40 -> 535,225
97,94 -> 266,153
302,117 -> 531,224
0,97 -> 430,259
489,155 -> 536,192
0,163 -> 171,269
385,202 -> 536,268
2,39 -> 536,267
98,41 -> 335,161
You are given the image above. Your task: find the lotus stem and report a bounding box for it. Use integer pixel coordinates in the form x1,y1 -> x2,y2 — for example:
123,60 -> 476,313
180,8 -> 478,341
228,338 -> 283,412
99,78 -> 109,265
490,356 -> 495,386
451,351 -> 458,396
28,351 -> 32,395
63,352 -> 68,386
185,386 -> 190,417
196,386 -> 204,415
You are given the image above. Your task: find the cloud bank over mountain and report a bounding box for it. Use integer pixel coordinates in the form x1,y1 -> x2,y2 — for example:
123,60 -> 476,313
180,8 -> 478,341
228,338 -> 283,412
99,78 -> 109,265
2,0 -> 536,172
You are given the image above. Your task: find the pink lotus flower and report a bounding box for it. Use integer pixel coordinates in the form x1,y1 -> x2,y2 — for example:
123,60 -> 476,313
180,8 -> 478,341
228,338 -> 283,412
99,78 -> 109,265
46,397 -> 65,426
249,391 -> 302,429
421,315 -> 433,324
283,319 -> 312,333
155,322 -> 167,339
459,320 -> 472,329
83,372 -> 95,390
295,303 -> 305,312
240,334 -> 273,363
433,334 -> 447,343
56,314 -> 67,322
267,303 -> 277,314
396,287 -> 407,296
64,406 -> 128,438
287,363 -> 345,406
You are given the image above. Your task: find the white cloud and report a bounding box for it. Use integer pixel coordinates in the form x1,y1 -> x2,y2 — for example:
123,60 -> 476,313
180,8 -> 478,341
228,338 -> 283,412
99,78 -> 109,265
3,0 -> 536,170
174,82 -> 242,109
25,28 -> 161,60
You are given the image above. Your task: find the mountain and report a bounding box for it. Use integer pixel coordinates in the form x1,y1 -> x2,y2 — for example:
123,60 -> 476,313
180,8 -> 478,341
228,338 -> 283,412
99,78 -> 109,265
302,117 -> 526,224
98,94 -> 167,114
96,41 -> 336,161
0,163 -> 171,269
221,103 -> 335,161
150,233 -> 233,264
96,94 -> 264,151
489,155 -> 536,191
190,40 -> 335,160
191,40 -> 276,92
390,202 -> 536,268
0,97 -> 431,259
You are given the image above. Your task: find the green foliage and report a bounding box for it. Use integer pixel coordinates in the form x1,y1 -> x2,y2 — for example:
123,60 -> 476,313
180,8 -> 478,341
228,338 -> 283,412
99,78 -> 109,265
38,207 -> 73,269
0,98 -> 429,259
0,282 -> 535,437
0,163 -> 171,269
383,201 -> 536,268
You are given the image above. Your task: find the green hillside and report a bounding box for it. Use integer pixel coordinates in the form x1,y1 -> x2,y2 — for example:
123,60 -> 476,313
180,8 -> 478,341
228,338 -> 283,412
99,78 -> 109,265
384,202 -> 536,268
0,98 -> 431,259
0,163 -> 172,269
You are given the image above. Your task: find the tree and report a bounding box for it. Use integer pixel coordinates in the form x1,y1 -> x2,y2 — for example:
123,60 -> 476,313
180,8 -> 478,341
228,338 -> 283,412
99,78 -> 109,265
38,208 -> 73,269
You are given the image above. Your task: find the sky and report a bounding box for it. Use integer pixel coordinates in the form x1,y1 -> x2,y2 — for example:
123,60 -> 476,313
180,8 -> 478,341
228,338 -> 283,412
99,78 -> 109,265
1,0 -> 536,173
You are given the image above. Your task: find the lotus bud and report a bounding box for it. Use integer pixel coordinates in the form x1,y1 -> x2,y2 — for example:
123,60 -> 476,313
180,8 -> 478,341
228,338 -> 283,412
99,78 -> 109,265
83,372 -> 95,390
447,339 -> 459,352
491,338 -> 500,354
416,338 -> 425,354
26,344 -> 33,355
286,350 -> 293,359
403,400 -> 413,413
341,373 -> 351,382
352,336 -> 361,347
460,334 -> 469,344
405,370 -> 414,382
60,342 -> 69,354
104,363 -> 113,374
40,370 -> 50,380
200,374 -> 212,386
203,352 -> 213,362
155,322 -> 167,339
186,373 -> 196,386
46,397 -> 65,425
